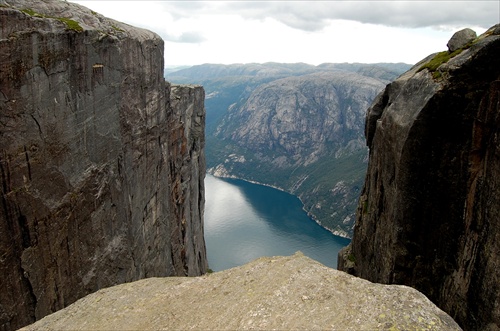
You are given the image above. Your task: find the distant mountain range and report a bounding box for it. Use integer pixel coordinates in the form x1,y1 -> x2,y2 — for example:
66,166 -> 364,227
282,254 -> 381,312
166,62 -> 411,237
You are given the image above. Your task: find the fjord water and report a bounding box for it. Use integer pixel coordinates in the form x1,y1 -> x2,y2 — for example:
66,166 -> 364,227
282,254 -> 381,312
205,175 -> 351,271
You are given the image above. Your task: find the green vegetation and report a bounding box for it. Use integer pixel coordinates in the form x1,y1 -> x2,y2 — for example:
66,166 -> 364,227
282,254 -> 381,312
57,17 -> 83,32
417,50 -> 461,79
206,133 -> 367,235
348,253 -> 356,263
111,25 -> 125,33
21,8 -> 83,32
362,200 -> 369,214
420,51 -> 455,72
21,8 -> 40,17
417,39 -> 478,79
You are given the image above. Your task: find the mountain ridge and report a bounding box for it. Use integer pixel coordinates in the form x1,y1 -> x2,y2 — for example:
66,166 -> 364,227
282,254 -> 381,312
169,62 -> 410,82
168,62 -> 411,237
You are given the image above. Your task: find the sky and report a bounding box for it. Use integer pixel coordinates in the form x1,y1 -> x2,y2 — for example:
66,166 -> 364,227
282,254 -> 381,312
71,1 -> 499,67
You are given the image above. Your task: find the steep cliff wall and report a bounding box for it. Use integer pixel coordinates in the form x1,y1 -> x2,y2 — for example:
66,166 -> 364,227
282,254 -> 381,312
339,26 -> 500,330
0,1 -> 207,330
213,71 -> 387,237
168,63 -> 409,237
167,84 -> 207,276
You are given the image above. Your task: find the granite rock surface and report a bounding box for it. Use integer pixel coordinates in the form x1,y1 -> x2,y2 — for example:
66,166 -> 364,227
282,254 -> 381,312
339,25 -> 500,330
447,28 -> 477,52
0,1 -> 207,329
20,252 -> 461,331
206,69 -> 396,237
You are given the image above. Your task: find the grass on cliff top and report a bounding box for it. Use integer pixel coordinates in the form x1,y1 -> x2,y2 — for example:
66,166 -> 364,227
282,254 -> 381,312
111,25 -> 126,33
417,39 -> 478,79
57,17 -> 83,32
21,8 -> 83,32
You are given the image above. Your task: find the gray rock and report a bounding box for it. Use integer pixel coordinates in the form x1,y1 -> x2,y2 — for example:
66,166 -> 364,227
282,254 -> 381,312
210,70 -> 394,237
0,1 -> 207,330
167,84 -> 208,276
173,62 -> 410,238
339,25 -> 500,331
20,252 -> 462,331
447,28 -> 477,52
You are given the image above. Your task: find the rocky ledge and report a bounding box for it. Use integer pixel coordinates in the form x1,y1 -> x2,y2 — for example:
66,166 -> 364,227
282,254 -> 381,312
21,252 -> 461,330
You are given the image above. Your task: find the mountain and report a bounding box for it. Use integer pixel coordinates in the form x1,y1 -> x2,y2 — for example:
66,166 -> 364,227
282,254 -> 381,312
20,253 -> 461,331
0,1 -> 207,329
338,26 -> 500,330
168,62 -> 410,237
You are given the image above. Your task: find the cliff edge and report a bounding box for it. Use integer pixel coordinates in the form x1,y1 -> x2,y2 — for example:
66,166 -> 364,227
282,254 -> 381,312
339,26 -> 500,330
20,252 -> 461,331
0,1 -> 207,330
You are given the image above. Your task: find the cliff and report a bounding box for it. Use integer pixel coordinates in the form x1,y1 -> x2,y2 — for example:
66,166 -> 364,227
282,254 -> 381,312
338,26 -> 500,330
168,63 -> 409,237
20,252 -> 461,330
211,71 -> 385,237
0,1 -> 207,330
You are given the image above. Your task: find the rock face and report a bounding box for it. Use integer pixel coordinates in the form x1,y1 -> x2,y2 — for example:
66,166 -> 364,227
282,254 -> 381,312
20,252 -> 461,331
0,1 -> 207,330
167,84 -> 207,276
218,71 -> 381,167
338,26 -> 500,330
212,71 -> 386,237
168,63 -> 409,237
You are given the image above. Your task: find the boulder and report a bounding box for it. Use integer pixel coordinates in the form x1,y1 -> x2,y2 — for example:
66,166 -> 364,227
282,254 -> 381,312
20,253 -> 461,330
447,28 -> 477,52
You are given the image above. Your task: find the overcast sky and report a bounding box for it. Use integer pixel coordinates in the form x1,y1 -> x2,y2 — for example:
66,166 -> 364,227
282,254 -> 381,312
71,1 -> 499,67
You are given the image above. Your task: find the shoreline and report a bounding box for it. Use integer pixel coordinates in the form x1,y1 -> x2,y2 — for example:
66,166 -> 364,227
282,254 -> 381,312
206,173 -> 352,240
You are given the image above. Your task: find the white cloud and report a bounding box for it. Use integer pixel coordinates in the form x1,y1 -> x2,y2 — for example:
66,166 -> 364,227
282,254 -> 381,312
150,1 -> 497,31
71,1 -> 497,66
161,30 -> 206,44
215,1 -> 498,31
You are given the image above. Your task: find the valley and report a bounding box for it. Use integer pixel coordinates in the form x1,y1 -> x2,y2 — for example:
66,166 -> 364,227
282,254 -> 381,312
3,1 -> 498,330
167,62 -> 411,237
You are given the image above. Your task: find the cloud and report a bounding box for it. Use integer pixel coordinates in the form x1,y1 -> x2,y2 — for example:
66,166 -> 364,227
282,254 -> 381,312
335,1 -> 498,29
177,31 -> 206,43
71,1 -> 206,44
73,1 -> 497,41
222,2 -> 332,32
163,31 -> 206,44
70,0 -> 497,66
162,1 -> 498,32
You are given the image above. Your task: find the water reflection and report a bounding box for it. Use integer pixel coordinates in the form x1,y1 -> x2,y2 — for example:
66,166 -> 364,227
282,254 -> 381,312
205,175 -> 350,271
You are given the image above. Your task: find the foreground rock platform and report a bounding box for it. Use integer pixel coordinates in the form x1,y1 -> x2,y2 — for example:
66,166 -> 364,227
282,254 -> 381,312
21,252 -> 461,330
